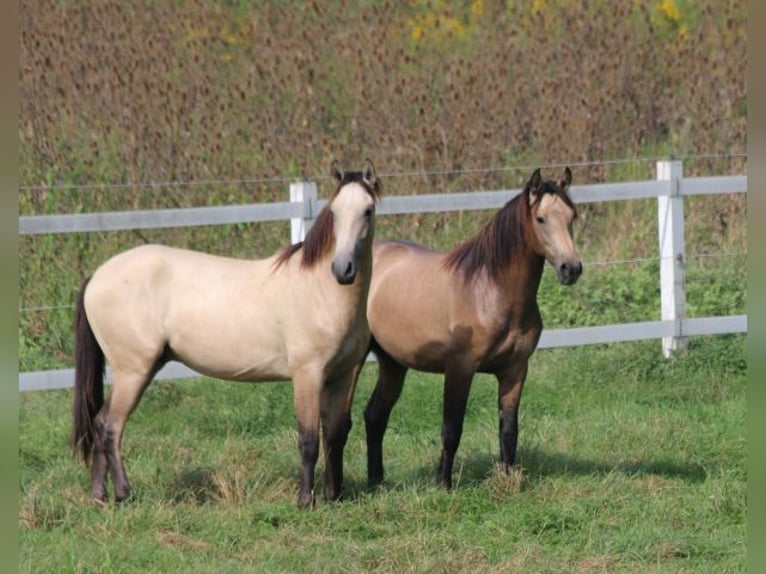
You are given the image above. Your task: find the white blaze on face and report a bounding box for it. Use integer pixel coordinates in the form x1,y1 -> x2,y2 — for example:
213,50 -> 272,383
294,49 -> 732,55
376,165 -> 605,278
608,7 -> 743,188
330,182 -> 375,284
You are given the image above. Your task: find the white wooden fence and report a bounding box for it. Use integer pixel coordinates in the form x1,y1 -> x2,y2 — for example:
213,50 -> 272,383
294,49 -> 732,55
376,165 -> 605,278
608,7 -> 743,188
18,161 -> 747,392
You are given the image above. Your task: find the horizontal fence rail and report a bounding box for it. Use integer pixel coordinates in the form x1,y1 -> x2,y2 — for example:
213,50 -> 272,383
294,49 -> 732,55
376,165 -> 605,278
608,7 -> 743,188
19,176 -> 748,235
18,162 -> 747,392
19,201 -> 304,235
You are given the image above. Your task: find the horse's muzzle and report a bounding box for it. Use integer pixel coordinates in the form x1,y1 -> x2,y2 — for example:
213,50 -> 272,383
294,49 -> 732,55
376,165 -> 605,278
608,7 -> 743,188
332,258 -> 357,285
557,261 -> 582,285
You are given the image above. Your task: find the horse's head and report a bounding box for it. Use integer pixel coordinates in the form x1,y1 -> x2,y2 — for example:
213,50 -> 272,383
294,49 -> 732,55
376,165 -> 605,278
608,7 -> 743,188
328,159 -> 381,285
526,167 -> 582,285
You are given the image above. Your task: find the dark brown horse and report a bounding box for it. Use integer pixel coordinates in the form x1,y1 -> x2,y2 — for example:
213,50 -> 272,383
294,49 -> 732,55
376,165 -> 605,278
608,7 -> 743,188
72,160 -> 381,508
360,168 -> 581,488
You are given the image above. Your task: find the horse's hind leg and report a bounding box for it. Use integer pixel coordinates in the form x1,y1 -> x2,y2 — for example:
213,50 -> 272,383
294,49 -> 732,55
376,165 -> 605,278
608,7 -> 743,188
90,409 -> 109,502
364,351 -> 408,487
100,371 -> 153,502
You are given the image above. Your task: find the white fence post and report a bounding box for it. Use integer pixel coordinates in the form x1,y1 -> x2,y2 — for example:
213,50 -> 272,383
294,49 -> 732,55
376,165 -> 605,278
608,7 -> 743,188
657,160 -> 687,357
289,181 -> 318,243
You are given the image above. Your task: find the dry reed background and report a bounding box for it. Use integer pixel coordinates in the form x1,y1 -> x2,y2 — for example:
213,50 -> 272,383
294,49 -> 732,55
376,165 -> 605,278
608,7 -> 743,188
20,0 -> 746,193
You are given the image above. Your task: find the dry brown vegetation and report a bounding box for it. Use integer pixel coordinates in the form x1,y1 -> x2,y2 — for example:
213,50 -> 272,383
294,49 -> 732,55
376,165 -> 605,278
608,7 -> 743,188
20,0 -> 746,201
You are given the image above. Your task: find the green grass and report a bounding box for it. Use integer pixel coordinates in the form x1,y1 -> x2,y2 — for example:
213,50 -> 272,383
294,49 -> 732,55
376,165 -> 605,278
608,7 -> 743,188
19,335 -> 746,573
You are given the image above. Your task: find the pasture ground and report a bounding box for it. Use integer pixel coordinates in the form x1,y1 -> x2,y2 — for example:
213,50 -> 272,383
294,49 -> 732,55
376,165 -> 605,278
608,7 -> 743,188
20,335 -> 745,573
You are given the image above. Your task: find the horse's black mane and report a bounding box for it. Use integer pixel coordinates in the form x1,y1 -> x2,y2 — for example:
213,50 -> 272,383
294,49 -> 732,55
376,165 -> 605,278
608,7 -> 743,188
443,179 -> 575,282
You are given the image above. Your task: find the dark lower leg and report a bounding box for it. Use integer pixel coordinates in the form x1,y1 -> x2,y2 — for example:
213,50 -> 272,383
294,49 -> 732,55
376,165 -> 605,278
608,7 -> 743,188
363,359 -> 406,487
103,424 -> 131,502
437,368 -> 473,489
364,388 -> 392,487
323,414 -> 352,501
297,428 -> 319,508
497,372 -> 525,471
90,411 -> 108,501
498,407 -> 519,470
108,460 -> 131,502
437,419 -> 464,489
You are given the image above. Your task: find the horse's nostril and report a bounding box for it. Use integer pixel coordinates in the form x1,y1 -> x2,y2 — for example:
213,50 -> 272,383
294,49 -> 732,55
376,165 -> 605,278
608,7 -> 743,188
333,258 -> 356,284
560,262 -> 582,277
558,261 -> 582,285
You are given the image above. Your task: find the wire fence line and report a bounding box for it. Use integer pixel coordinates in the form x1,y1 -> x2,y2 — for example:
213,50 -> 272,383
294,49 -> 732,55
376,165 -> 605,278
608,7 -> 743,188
18,152 -> 747,193
17,250 -> 747,315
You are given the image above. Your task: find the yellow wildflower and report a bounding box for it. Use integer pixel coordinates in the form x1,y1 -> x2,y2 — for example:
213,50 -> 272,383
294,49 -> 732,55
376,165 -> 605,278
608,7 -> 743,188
660,0 -> 681,23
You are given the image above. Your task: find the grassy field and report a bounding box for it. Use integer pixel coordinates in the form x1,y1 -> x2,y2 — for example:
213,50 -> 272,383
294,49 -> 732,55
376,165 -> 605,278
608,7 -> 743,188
19,334 -> 745,573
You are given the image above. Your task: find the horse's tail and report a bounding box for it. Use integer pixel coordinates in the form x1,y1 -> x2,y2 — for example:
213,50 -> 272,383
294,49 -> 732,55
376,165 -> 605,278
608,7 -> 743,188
71,277 -> 105,465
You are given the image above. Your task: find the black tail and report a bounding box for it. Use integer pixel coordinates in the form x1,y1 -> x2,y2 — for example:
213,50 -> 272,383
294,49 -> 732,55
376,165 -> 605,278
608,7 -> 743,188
71,277 -> 105,464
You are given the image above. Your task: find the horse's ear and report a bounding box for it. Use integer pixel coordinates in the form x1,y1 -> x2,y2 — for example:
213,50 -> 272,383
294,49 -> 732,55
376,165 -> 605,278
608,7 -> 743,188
330,160 -> 344,183
362,158 -> 377,188
526,168 -> 543,197
558,167 -> 572,192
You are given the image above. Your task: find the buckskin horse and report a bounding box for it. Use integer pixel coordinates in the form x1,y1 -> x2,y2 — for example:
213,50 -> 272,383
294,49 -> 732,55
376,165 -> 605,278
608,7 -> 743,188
361,167 -> 581,488
72,160 -> 381,507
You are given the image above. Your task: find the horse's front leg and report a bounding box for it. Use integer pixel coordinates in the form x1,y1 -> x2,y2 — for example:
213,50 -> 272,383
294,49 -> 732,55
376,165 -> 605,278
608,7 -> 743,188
437,359 -> 475,489
320,363 -> 363,502
292,367 -> 323,508
496,361 -> 529,470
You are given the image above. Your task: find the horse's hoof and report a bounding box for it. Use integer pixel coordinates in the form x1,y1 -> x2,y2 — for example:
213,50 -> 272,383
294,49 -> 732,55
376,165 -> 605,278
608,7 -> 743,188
436,476 -> 452,490
297,490 -> 315,509
367,476 -> 384,490
114,486 -> 132,503
324,488 -> 343,502
91,486 -> 107,503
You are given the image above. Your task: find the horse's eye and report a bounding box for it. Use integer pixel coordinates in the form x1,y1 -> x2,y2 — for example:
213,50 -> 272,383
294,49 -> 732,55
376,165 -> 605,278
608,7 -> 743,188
364,208 -> 373,219
536,216 -> 545,224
